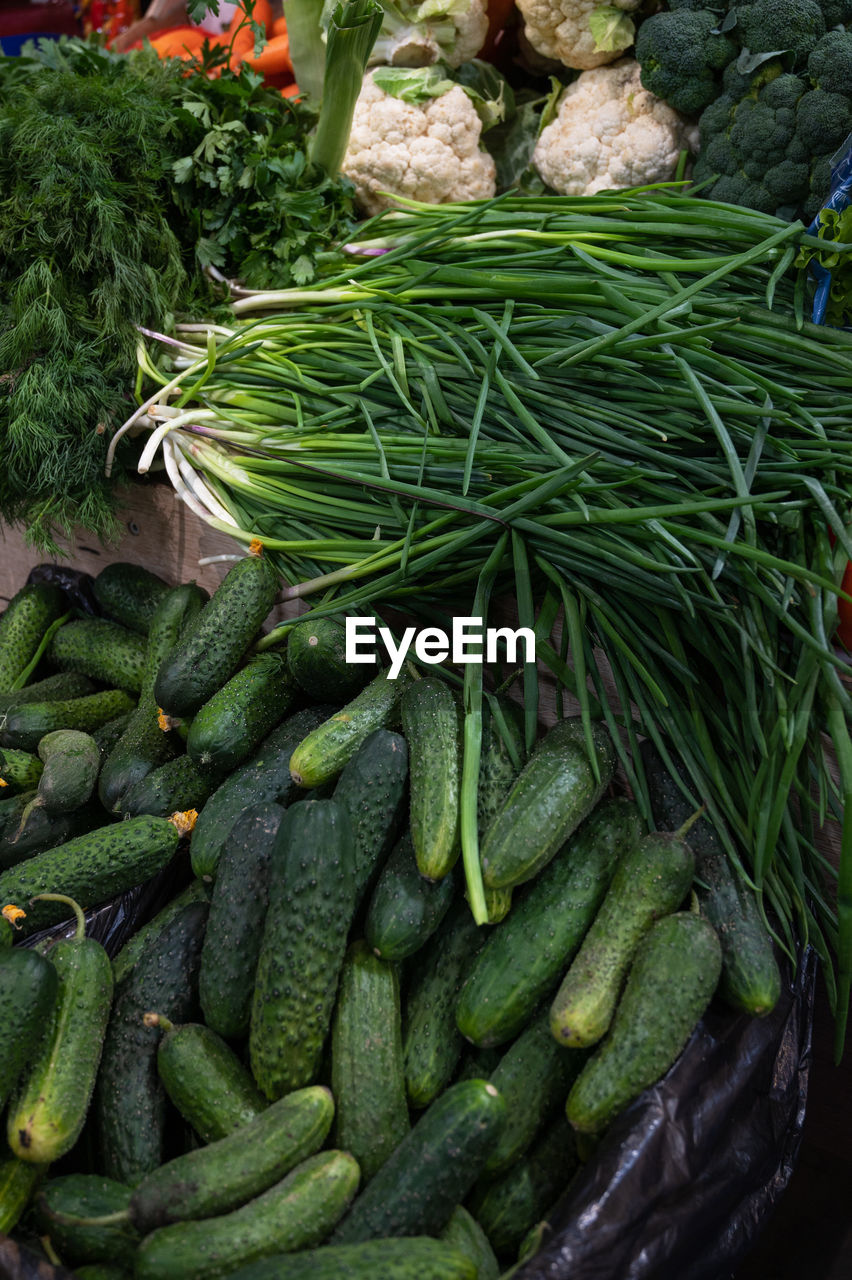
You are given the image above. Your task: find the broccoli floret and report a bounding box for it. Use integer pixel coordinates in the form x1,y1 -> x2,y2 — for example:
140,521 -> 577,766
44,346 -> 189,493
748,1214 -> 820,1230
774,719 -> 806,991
758,73 -> 808,112
721,59 -> 757,100
802,153 -> 834,221
816,0 -> 852,27
704,172 -> 775,212
701,133 -> 741,176
808,30 -> 852,95
635,11 -> 738,116
699,92 -> 738,144
762,158 -> 810,203
735,0 -> 826,68
795,87 -> 852,151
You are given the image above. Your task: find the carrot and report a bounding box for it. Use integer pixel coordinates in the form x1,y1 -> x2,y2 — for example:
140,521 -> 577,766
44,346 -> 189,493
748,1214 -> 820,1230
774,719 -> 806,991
150,28 -> 208,57
270,15 -> 288,38
238,31 -> 291,74
228,27 -> 256,58
227,0 -> 275,39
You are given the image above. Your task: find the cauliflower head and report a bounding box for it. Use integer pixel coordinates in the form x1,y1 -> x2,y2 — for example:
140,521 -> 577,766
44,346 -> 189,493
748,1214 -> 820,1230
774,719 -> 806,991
370,0 -> 489,69
532,59 -> 691,195
342,71 -> 497,215
516,0 -> 642,71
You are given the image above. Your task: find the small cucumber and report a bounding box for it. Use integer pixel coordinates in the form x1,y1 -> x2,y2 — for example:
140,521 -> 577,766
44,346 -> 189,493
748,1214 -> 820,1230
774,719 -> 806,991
119,752 -> 214,819
34,1174 -> 140,1268
0,671 -> 95,716
7,895 -> 113,1164
565,911 -> 722,1134
286,615 -> 378,702
331,941 -> 409,1181
111,879 -> 211,988
0,1143 -> 48,1234
331,728 -> 409,909
400,677 -> 461,881
134,1150 -> 360,1280
224,1237 -> 477,1280
187,652 -> 297,775
250,800 -> 356,1099
550,825 -> 696,1049
0,947 -> 58,1109
0,582 -> 66,694
481,718 -> 616,891
289,667 -> 412,789
25,729 -> 100,819
154,552 -> 280,717
457,797 -> 644,1048
364,832 -> 456,963
332,1078 -> 506,1244
155,1019 -> 267,1143
92,562 -> 171,635
440,1205 -> 500,1280
47,618 -> 147,693
0,688 -> 136,753
0,748 -> 43,794
0,798 -> 106,872
199,803 -> 284,1039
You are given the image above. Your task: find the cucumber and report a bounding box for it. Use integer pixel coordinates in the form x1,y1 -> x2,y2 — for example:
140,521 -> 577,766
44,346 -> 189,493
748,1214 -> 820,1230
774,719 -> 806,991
15,731 -> 100,838
0,947 -> 58,1109
187,652 -> 297,775
550,825 -> 696,1049
112,879 -> 211,987
120,753 -> 215,819
0,912 -> 12,947
199,803 -> 284,1039
190,705 -> 333,881
92,712 -> 134,758
566,911 -> 722,1134
476,696 -> 525,837
400,677 -> 461,881
7,896 -> 113,1163
0,813 -> 181,936
224,1237 -> 477,1280
0,688 -> 136,753
155,1019 -> 267,1143
286,615 -> 377,703
480,718 -> 616,891
332,1078 -> 506,1244
0,747 -> 43,794
134,1150 -> 360,1280
289,667 -> 412,789
92,562 -> 171,635
0,582 -> 66,693
154,553 -> 280,717
364,832 -> 457,963
0,1143 -> 48,1234
440,1206 -> 500,1280
75,1268 -> 132,1280
95,899 -> 209,1184
0,671 -> 95,716
47,618 -> 147,693
331,728 -> 409,908
0,798 -> 106,872
33,1174 -> 140,1268
639,740 -> 782,1017
403,898 -> 485,1108
330,941 -> 409,1181
250,800 -> 356,1099
129,1085 -> 333,1231
457,797 -> 644,1048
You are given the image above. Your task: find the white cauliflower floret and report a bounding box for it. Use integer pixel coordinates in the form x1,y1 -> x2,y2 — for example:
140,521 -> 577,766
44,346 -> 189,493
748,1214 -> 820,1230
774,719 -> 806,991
342,73 -> 496,215
533,59 -> 690,195
371,0 -> 489,68
517,0 -> 641,70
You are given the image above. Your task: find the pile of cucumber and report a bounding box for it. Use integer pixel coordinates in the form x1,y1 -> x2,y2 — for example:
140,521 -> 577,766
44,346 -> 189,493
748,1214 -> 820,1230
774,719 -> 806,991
0,554 -> 784,1279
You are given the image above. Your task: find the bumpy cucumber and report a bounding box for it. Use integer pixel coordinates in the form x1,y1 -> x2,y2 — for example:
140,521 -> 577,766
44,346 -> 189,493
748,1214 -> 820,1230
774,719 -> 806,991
120,753 -> 214,819
331,728 -> 408,908
0,672 -> 95,716
333,1078 -> 506,1244
190,705 -> 332,881
440,1206 -> 500,1280
566,911 -> 722,1134
289,667 -> 412,789
250,800 -> 356,1099
550,826 -> 696,1049
0,582 -> 66,694
481,717 -> 616,890
401,677 -> 461,881
155,1019 -> 266,1143
111,879 -> 211,987
95,900 -> 209,1185
0,813 -> 181,936
129,1086 -> 333,1231
457,797 -> 644,1048
187,652 -> 297,775
199,803 -> 283,1039
0,748 -> 43,794
19,730 -> 100,829
34,1174 -> 140,1267
224,1238 -> 477,1280
0,688 -> 135,753
92,562 -> 171,635
47,618 -> 147,693
0,798 -> 105,872
476,696 -> 525,837
0,948 -> 58,1109
134,1150 -> 360,1280
286,615 -> 377,702
364,832 -> 456,963
92,712 -> 134,758
0,1144 -> 48,1234
331,940 -> 409,1181
154,553 -> 280,717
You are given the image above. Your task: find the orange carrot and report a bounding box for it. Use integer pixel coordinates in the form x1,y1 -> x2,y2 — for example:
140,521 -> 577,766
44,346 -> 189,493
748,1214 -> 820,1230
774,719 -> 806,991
238,31 -> 291,73
227,0 -> 275,39
270,14 -> 288,38
150,28 -> 208,57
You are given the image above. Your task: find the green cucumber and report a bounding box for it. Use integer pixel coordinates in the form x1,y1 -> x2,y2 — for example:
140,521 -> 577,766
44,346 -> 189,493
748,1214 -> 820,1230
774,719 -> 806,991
119,753 -> 214,819
92,562 -> 172,635
7,895 -> 113,1164
34,1174 -> 139,1267
0,912 -> 12,947
400,677 -> 461,881
0,813 -> 181,936
47,618 -> 147,693
0,671 -> 95,716
95,899 -> 209,1185
129,1085 -> 333,1231
199,803 -> 283,1039
134,1150 -> 360,1280
154,1019 -> 267,1143
550,824 -> 696,1049
75,1267 -> 132,1280
190,705 -> 333,881
0,582 -> 66,693
92,712 -> 134,758
289,667 -> 412,789
476,696 -> 525,837
364,832 -> 456,963
0,748 -> 43,794
187,652 -> 297,775
0,688 -> 136,753
330,940 -> 409,1181
332,1078 -> 506,1244
250,800 -> 356,1099
286,615 -> 377,702
0,798 -> 106,872
19,729 -> 100,827
224,1238 -> 477,1280
111,879 -> 211,987
403,898 -> 485,1108
566,911 -> 722,1134
0,1143 -> 48,1234
331,728 -> 408,908
0,947 -> 58,1109
440,1206 -> 500,1280
457,797 -> 645,1048
480,718 -> 616,891
154,553 -> 280,717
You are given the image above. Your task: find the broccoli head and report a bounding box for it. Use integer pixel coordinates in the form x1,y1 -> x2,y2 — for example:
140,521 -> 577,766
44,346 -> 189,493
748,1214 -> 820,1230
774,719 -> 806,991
635,10 -> 738,116
735,0 -> 826,68
795,87 -> 852,152
816,0 -> 852,27
808,29 -> 852,95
